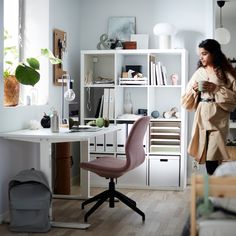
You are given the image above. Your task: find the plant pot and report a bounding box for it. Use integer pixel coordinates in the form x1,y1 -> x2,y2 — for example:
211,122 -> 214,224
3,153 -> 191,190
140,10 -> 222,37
4,75 -> 20,106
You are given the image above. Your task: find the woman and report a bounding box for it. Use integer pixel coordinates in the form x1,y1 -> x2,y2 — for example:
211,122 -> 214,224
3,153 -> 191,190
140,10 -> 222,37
182,39 -> 236,175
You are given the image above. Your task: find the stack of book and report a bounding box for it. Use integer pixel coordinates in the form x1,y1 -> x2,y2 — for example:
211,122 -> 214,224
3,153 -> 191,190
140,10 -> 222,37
149,55 -> 168,86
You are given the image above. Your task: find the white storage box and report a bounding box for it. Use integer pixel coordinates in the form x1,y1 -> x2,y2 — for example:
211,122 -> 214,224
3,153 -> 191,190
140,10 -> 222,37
116,154 -> 147,187
149,155 -> 180,187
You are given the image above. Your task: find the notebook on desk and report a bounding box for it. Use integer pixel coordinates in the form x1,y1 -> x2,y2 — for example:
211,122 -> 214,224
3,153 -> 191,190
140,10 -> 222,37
69,125 -> 102,133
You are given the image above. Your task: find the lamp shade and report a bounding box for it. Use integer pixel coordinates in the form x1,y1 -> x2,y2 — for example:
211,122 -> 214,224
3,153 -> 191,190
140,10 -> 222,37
153,23 -> 176,49
215,27 -> 231,45
153,23 -> 175,36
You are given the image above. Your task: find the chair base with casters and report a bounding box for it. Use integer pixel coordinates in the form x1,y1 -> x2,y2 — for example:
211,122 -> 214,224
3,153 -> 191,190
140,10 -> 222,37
81,178 -> 145,222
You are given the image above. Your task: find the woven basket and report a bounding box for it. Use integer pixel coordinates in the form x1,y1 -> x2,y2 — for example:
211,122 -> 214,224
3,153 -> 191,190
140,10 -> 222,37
4,75 -> 20,106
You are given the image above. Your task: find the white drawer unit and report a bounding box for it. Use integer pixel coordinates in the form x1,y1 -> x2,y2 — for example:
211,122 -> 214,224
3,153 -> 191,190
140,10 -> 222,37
116,154 -> 147,187
149,155 -> 180,187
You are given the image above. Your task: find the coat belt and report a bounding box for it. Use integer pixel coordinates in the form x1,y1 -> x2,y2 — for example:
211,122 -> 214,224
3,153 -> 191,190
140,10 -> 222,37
200,98 -> 215,103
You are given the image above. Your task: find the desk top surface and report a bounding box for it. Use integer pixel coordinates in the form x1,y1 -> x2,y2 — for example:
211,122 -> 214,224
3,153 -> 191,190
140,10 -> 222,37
0,126 -> 120,143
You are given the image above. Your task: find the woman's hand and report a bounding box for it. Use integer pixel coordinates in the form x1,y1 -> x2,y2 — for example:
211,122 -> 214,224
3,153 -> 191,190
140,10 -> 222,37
192,82 -> 199,92
202,81 -> 217,93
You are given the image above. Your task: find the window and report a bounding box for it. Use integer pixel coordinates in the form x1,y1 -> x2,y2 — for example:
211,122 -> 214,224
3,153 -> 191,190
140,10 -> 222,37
4,0 -> 50,106
4,0 -> 20,73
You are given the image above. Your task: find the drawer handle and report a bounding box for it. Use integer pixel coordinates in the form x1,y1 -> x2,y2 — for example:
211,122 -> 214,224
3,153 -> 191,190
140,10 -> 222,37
160,159 -> 168,162
118,144 -> 124,147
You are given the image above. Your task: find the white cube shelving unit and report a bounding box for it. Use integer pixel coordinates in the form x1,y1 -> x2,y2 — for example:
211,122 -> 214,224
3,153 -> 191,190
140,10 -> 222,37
80,49 -> 188,190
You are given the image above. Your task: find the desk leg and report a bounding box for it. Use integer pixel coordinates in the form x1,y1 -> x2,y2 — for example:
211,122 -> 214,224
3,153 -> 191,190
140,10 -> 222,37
39,140 -> 52,189
39,140 -> 90,229
39,140 -> 53,218
80,140 -> 90,198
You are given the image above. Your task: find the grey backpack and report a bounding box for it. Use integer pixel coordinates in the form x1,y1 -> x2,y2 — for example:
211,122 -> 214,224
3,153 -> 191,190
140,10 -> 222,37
8,169 -> 52,232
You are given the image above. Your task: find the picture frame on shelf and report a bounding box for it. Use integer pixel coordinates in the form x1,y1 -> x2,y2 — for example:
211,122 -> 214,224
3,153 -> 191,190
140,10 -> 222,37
108,16 -> 136,41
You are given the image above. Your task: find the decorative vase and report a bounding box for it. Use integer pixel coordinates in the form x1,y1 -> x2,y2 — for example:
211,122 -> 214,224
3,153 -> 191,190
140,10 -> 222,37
124,92 -> 133,114
4,75 -> 20,106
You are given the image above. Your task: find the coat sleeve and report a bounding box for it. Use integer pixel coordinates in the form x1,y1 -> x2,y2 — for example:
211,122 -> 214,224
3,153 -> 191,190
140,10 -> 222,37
181,70 -> 200,111
214,74 -> 236,112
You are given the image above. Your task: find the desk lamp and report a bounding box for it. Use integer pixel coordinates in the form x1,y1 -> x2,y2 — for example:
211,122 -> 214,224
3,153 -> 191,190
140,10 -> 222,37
153,23 -> 176,49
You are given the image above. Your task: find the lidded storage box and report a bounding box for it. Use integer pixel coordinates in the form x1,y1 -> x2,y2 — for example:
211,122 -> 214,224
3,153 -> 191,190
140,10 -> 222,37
8,169 -> 52,232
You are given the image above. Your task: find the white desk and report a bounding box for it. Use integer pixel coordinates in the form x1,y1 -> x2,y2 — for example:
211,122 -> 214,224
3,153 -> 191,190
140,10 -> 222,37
0,126 -> 120,229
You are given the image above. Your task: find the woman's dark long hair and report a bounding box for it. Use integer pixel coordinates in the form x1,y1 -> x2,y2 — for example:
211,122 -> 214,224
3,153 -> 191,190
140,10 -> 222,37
197,39 -> 236,83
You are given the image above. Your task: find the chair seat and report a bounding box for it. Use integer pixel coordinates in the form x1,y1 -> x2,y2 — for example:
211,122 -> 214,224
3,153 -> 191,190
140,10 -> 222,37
80,156 -> 127,178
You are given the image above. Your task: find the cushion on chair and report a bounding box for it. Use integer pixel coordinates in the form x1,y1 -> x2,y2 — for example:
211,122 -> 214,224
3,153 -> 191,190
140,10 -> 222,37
211,161 -> 236,213
80,156 -> 127,178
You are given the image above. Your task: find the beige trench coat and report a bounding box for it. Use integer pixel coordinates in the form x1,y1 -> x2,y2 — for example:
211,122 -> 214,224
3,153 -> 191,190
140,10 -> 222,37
181,67 -> 236,163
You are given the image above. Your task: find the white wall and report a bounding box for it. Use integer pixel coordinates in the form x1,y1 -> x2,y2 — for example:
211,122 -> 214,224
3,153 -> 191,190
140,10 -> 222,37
0,0 -> 214,218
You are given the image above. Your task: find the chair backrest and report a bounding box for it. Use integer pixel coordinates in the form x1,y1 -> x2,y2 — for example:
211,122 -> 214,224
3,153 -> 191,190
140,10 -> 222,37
125,116 -> 150,172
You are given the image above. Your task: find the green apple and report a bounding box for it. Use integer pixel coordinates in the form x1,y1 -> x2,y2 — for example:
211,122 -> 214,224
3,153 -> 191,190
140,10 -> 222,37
96,117 -> 104,127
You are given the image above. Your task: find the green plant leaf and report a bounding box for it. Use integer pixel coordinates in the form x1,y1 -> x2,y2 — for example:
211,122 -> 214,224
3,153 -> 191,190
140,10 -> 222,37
26,58 -> 40,70
41,48 -> 52,57
49,57 -> 62,64
41,48 -> 62,64
15,64 -> 40,86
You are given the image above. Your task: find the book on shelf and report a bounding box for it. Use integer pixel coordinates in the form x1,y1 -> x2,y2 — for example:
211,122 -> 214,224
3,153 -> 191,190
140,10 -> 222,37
149,55 -> 169,86
98,95 -> 104,117
149,55 -> 156,85
102,88 -> 110,119
161,65 -> 168,85
95,88 -> 115,119
108,88 -> 115,119
95,96 -> 102,118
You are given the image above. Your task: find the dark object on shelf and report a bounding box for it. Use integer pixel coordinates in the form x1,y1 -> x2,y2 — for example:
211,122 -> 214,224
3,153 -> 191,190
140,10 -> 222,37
40,113 -> 50,128
230,108 -> 236,122
110,39 -> 123,49
138,108 -> 147,116
123,41 -> 137,49
125,65 -> 142,73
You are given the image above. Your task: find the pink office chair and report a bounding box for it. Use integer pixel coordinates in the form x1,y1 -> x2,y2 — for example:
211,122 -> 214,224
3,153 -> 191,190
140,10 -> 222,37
80,116 -> 150,222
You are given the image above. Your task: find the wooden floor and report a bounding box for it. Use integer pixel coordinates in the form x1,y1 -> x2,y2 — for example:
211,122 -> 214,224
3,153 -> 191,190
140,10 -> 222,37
0,186 -> 190,236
